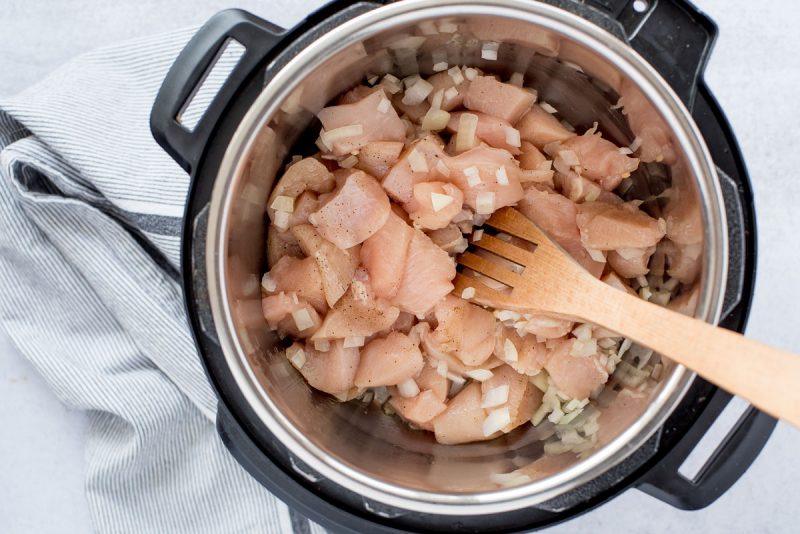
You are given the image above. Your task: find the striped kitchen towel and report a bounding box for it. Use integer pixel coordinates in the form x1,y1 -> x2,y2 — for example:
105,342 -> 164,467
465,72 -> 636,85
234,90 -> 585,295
0,23 -> 321,534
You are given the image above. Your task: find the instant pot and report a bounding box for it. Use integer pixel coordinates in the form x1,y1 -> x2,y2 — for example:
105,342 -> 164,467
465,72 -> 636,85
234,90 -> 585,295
150,1 -> 775,531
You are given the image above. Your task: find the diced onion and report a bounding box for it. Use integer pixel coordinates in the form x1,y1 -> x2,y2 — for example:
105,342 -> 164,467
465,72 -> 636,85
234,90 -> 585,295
586,248 -> 606,262
292,307 -> 315,331
321,124 -> 363,147
444,86 -> 459,102
466,368 -> 493,381
461,286 -> 476,299
618,146 -> 633,155
475,191 -> 496,215
421,108 -> 451,131
495,166 -> 510,185
291,292 -> 299,305
490,472 -> 531,487
473,229 -> 484,241
408,148 -> 429,173
463,67 -> 479,81
382,74 -> 402,94
397,378 -> 420,398
503,338 -> 519,362
520,169 -> 554,184
261,273 -> 277,292
530,372 -> 549,392
430,192 -> 454,212
562,60 -> 584,72
438,21 -> 458,33
402,78 -> 434,106
273,210 -> 290,230
509,72 -> 524,86
495,310 -> 521,322
418,20 -> 439,35
430,89 -> 444,111
482,385 -> 510,408
558,149 -> 580,167
433,61 -> 449,72
540,101 -> 558,114
287,346 -> 306,370
315,135 -> 330,152
504,127 -> 521,148
377,98 -> 392,113
343,336 -> 365,348
618,339 -> 633,359
573,323 -> 593,341
636,275 -> 649,288
436,360 -> 448,378
629,136 -> 643,152
456,113 -> 479,152
464,166 -> 482,187
481,41 -> 500,61
447,372 -> 466,385
270,195 -> 295,213
570,338 -> 597,358
366,73 -> 379,85
448,66 -> 464,85
313,339 -> 330,352
389,35 -> 427,50
482,407 -> 511,436
436,159 -> 450,177
339,155 -> 358,168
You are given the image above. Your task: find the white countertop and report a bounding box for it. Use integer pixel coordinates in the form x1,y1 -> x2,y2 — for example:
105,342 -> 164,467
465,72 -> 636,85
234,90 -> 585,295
1,0 -> 799,532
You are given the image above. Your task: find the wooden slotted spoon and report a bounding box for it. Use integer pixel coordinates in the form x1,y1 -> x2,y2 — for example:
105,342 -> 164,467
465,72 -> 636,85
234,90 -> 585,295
455,207 -> 800,427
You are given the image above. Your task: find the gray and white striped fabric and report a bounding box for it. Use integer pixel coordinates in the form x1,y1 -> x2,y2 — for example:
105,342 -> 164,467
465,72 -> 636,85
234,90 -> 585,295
0,26 -> 316,534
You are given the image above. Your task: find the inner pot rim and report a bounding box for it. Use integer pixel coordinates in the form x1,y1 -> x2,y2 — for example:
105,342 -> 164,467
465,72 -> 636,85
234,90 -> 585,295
205,0 -> 728,516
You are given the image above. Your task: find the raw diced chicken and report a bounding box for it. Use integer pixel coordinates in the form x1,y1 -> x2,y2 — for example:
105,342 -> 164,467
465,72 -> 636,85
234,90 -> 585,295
432,382 -> 497,445
262,292 -> 321,338
415,362 -> 449,401
317,91 -> 406,155
426,71 -> 470,111
309,170 -> 391,249
607,246 -> 656,279
291,340 -> 359,395
267,229 -> 303,268
664,241 -> 702,284
404,181 -> 464,230
267,157 -> 335,221
356,141 -> 404,178
463,76 -> 536,124
554,171 -> 602,203
519,141 -> 548,170
544,338 -> 609,400
669,285 -> 699,316
662,165 -> 703,246
576,201 -> 666,250
313,280 -> 400,340
338,84 -> 382,105
287,191 -> 321,229
516,105 -> 575,148
517,187 -> 605,277
558,128 -> 639,191
291,224 -> 356,307
382,136 -> 449,203
432,295 -> 496,367
419,322 -> 504,377
446,112 -> 521,154
426,224 -> 467,255
390,390 -> 448,428
391,229 -> 456,316
360,210 -> 414,299
618,79 -> 677,164
481,364 -> 543,431
265,255 -> 326,313
520,314 -> 574,340
354,331 -> 424,387
447,145 -> 525,213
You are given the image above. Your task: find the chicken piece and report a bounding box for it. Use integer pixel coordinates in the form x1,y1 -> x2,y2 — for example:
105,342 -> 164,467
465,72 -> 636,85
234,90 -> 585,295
669,285 -> 699,316
317,91 -> 406,155
554,171 -> 602,203
312,280 -> 400,340
382,136 -> 449,203
391,229 -> 456,316
516,105 -> 576,149
419,322 -> 504,378
446,112 -> 521,154
415,362 -> 449,401
544,338 -> 609,400
262,293 -> 321,338
576,201 -> 666,251
360,210 -> 414,299
463,76 -> 536,124
447,145 -> 525,214
607,246 -> 656,279
481,364 -> 543,431
426,70 -> 470,111
291,224 -> 356,307
520,314 -> 574,340
495,328 -> 550,376
519,141 -> 548,170
355,141 -> 404,179
337,84 -> 382,105
354,331 -> 424,387
664,241 -> 702,284
264,255 -> 326,313
662,164 -> 703,246
267,228 -> 303,268
432,382 -> 497,445
517,187 -> 605,278
557,128 -> 639,191
404,181 -> 464,230
618,79 -> 677,164
426,224 -> 467,255
390,390 -> 448,429
432,295 -> 496,367
286,191 -> 321,229
290,340 -> 359,395
309,170 -> 391,249
267,157 -> 335,222
601,271 -> 639,297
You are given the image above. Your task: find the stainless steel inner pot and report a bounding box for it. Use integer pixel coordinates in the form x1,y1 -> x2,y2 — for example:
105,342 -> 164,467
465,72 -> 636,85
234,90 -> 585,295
205,0 -> 728,516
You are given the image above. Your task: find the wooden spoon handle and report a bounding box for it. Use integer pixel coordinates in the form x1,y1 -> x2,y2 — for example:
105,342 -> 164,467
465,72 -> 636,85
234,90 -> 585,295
581,283 -> 800,426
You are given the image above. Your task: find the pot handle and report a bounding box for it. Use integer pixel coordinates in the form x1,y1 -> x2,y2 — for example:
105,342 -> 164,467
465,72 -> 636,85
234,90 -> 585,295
150,9 -> 285,174
578,0 -> 717,107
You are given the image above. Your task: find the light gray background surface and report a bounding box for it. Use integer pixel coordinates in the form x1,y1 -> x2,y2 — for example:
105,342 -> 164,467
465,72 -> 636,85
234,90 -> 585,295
1,1 -> 798,532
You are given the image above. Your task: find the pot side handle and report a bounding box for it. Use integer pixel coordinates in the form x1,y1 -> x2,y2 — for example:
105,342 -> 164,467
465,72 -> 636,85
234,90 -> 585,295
150,9 -> 285,174
575,0 -> 718,108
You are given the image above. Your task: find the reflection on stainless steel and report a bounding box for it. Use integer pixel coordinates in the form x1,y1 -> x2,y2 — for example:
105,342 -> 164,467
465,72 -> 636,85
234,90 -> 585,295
206,0 -> 727,516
